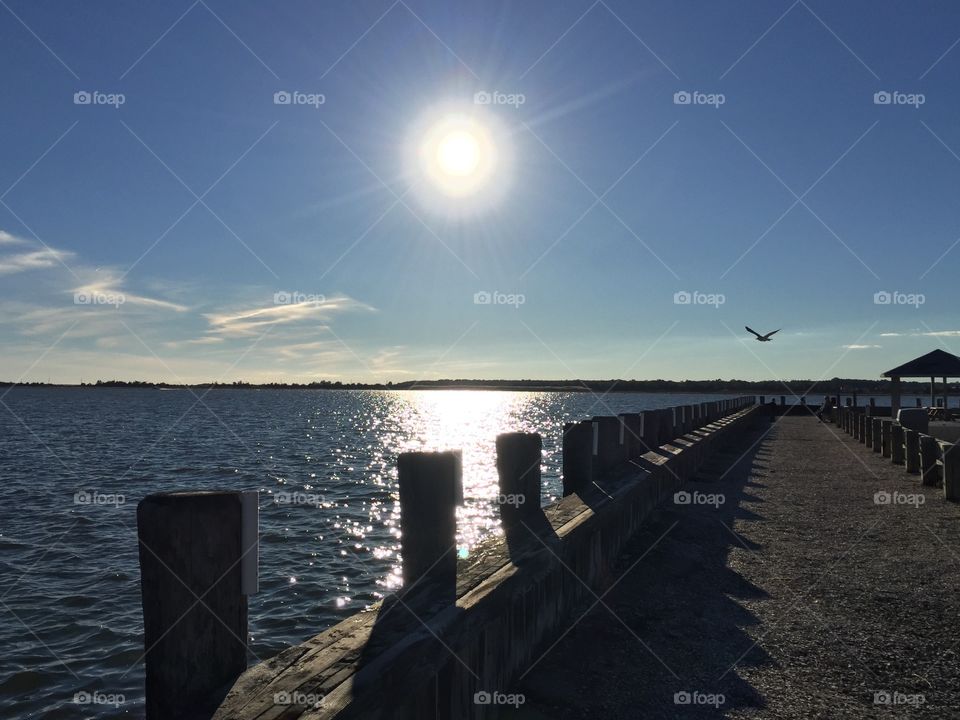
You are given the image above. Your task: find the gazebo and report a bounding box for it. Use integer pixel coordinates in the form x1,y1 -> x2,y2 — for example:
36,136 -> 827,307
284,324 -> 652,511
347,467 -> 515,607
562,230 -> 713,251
882,349 -> 960,414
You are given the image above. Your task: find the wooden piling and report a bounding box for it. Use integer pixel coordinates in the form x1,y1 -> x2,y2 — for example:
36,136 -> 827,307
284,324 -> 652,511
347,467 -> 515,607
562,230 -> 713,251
943,443 -> 960,502
880,420 -> 892,458
562,421 -> 593,496
618,413 -> 643,460
871,418 -> 882,453
891,424 -> 905,465
640,410 -> 659,450
919,435 -> 940,487
137,491 -> 257,720
905,429 -> 920,474
592,416 -> 624,473
495,433 -> 542,528
397,451 -> 462,597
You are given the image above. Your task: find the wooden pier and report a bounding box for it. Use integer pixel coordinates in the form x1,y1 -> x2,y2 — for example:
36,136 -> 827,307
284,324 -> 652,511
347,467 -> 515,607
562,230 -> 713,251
135,399 -> 761,719
513,414 -> 960,718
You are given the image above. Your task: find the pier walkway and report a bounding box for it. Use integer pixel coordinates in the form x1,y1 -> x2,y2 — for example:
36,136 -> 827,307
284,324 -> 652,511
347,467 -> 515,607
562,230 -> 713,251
512,416 -> 960,719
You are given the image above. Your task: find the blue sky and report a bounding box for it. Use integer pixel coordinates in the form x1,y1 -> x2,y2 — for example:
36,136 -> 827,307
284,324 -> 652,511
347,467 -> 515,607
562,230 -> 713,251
2,0 -> 960,383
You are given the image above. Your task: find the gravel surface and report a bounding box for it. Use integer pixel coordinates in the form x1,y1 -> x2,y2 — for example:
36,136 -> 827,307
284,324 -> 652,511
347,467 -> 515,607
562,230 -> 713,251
501,416 -> 960,719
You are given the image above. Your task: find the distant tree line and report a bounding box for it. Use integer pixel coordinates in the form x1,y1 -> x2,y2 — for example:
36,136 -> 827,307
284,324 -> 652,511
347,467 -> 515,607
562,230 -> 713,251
0,377 -> 950,393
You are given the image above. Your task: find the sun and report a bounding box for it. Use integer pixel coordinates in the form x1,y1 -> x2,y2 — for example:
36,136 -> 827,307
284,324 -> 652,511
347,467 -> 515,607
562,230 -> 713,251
435,130 -> 481,177
419,115 -> 496,198
408,106 -> 511,213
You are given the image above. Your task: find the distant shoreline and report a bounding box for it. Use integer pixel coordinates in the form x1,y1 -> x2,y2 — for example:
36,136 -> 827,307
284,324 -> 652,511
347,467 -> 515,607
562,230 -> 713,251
1,379 -> 949,394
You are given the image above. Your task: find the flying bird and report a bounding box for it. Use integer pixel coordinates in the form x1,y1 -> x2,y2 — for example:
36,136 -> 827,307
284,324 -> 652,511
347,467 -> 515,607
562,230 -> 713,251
745,326 -> 780,342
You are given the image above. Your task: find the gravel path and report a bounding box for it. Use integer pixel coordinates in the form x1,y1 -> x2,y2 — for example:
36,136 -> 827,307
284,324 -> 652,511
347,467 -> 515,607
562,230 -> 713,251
504,416 -> 960,719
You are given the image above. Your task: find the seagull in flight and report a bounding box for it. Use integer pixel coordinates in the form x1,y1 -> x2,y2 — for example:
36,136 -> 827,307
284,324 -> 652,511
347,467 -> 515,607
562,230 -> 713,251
745,326 -> 780,342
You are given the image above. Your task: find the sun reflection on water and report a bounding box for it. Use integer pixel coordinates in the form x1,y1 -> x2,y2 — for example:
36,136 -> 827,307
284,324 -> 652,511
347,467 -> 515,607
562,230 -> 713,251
365,390 -> 545,589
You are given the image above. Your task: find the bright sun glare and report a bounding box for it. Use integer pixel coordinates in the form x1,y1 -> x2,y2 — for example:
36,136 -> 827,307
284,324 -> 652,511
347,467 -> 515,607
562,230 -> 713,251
409,107 -> 511,213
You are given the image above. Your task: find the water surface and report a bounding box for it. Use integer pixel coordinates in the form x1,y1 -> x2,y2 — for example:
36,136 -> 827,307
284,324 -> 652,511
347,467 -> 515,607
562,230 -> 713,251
0,387 -> 744,718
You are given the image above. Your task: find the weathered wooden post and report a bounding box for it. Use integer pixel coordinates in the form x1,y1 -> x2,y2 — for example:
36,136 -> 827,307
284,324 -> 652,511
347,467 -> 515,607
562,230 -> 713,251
397,451 -> 462,601
670,407 -> 681,438
942,443 -> 960,502
495,433 -> 542,529
891,424 -> 905,465
904,428 -> 920,474
616,413 -> 641,460
759,395 -> 765,405
562,421 -> 593,496
640,410 -> 659,450
593,416 -> 624,474
137,490 -> 258,720
919,435 -> 940,487
864,415 -> 874,446
880,420 -> 892,458
871,418 -> 883,453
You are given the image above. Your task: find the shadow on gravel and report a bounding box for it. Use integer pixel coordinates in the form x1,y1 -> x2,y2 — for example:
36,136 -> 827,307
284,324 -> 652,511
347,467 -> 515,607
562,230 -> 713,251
504,419 -> 779,719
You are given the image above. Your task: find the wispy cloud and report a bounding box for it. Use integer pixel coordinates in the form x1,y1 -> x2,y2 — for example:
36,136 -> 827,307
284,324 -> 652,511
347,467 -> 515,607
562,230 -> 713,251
162,336 -> 226,349
878,330 -> 960,338
204,295 -> 374,337
0,230 -> 26,245
73,270 -> 189,312
844,344 -> 881,349
0,230 -> 188,312
0,246 -> 74,275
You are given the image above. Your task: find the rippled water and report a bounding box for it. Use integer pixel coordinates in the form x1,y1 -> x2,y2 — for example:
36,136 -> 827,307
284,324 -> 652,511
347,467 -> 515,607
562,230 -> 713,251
0,388 -> 741,719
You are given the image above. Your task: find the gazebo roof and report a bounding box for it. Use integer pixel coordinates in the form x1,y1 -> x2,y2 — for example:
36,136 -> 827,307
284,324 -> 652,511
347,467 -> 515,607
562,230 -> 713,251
882,349 -> 960,378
